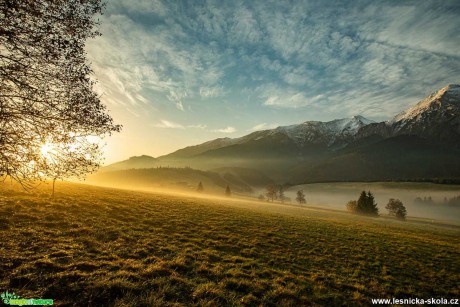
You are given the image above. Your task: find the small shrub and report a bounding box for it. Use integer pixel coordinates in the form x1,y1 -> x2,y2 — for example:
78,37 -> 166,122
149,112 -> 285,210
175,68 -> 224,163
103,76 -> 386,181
346,200 -> 358,212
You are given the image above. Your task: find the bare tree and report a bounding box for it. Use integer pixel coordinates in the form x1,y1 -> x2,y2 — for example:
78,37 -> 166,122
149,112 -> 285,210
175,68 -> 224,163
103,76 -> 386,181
296,190 -> 306,204
278,185 -> 285,203
1,0 -> 121,188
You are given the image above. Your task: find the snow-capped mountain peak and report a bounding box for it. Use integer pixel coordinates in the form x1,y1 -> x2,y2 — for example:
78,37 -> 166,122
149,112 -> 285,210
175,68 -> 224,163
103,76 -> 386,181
387,83 -> 460,137
391,84 -> 460,124
273,115 -> 375,146
331,115 -> 375,132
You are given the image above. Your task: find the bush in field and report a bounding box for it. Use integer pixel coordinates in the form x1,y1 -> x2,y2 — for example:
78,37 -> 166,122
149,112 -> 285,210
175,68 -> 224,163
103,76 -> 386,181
346,200 -> 358,212
385,198 -> 407,220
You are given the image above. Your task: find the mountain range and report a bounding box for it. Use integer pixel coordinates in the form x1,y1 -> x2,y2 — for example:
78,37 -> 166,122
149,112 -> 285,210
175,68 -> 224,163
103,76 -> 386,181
102,84 -> 460,186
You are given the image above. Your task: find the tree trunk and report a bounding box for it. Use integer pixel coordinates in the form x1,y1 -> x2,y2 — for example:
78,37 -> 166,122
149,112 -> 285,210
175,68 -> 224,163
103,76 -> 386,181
52,179 -> 56,197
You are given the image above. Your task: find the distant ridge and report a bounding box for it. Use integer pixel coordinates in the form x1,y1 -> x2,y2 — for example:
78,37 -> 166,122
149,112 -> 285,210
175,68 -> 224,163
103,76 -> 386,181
160,115 -> 375,161
102,155 -> 157,172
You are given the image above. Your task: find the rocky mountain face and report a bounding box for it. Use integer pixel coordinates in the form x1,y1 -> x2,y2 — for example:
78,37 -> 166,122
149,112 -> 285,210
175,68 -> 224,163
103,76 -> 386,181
270,115 -> 375,147
390,84 -> 460,140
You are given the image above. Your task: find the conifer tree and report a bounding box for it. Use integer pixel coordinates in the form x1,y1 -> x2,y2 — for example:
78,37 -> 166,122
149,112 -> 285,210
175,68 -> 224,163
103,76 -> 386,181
355,190 -> 378,216
366,191 -> 379,216
357,191 -> 368,213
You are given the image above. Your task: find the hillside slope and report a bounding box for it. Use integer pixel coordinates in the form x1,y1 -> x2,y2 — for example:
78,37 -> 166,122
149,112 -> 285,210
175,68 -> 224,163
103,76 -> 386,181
89,167 -> 272,194
101,155 -> 158,172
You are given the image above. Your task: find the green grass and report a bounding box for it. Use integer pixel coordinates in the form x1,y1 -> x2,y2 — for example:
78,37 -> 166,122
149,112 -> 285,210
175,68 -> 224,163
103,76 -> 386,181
0,182 -> 459,306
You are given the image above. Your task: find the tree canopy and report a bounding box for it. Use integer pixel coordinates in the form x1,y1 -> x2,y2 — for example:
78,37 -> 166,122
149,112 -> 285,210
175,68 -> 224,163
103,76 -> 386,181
385,198 -> 407,220
1,0 -> 121,188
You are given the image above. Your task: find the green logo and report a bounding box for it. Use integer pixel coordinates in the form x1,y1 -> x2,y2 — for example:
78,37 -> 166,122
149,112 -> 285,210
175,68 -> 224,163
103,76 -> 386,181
1,291 -> 53,306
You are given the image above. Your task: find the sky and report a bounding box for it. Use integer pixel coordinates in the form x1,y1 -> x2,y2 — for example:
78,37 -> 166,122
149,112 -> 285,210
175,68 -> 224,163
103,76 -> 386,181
86,0 -> 460,164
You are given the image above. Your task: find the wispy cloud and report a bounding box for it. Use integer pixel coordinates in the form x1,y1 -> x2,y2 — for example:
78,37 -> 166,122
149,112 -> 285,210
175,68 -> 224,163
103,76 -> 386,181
250,123 -> 279,131
199,86 -> 226,98
213,126 -> 236,133
154,120 -> 185,129
264,93 -> 325,108
188,124 -> 208,129
154,120 -> 207,130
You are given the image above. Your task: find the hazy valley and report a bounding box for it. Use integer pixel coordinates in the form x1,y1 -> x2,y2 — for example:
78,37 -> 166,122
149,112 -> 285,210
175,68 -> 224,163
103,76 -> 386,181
89,84 -> 460,222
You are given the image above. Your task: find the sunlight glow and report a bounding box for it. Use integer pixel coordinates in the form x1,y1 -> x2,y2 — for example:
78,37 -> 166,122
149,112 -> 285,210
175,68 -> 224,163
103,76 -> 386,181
39,142 -> 59,162
40,142 -> 54,157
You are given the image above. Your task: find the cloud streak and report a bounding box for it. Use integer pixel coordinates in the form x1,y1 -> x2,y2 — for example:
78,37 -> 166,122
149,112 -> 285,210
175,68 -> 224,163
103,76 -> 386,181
250,123 -> 279,131
154,120 -> 207,130
213,127 -> 236,133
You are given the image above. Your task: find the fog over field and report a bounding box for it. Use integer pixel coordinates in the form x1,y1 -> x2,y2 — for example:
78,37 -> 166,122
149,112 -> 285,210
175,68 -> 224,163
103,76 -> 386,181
88,174 -> 460,223
284,183 -> 460,222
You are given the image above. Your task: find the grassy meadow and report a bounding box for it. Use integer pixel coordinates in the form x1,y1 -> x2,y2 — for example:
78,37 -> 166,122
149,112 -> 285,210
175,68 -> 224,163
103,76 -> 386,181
0,182 -> 459,306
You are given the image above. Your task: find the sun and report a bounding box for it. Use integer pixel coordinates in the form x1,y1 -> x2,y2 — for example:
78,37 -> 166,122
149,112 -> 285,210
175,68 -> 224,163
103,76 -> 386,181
40,142 -> 56,159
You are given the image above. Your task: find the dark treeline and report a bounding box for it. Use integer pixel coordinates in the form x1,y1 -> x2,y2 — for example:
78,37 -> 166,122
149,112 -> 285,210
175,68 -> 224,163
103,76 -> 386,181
414,195 -> 460,207
409,178 -> 460,185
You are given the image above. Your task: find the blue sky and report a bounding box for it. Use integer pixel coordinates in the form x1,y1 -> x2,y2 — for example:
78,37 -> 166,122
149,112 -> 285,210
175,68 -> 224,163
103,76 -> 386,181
86,0 -> 460,163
